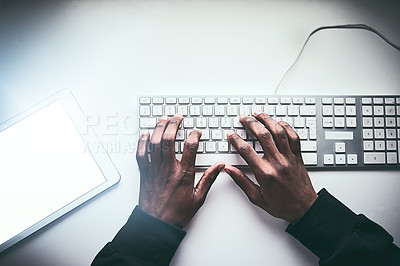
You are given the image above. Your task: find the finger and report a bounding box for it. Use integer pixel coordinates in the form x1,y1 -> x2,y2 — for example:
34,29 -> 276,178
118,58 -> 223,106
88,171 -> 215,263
278,121 -> 301,155
194,162 -> 225,206
253,111 -> 291,155
239,115 -> 280,158
149,116 -> 169,164
136,131 -> 150,171
180,129 -> 202,169
224,165 -> 262,205
162,114 -> 183,163
226,131 -> 264,170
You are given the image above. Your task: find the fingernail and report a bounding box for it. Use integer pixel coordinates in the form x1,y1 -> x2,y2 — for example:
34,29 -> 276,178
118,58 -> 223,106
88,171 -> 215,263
226,130 -> 235,137
174,113 -> 183,117
217,164 -> 225,172
160,115 -> 168,121
254,110 -> 262,116
224,168 -> 231,175
141,130 -> 149,135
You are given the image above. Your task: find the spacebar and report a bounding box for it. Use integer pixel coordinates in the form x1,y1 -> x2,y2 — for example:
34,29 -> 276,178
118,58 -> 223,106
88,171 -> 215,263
176,153 -> 248,166
176,153 -> 318,167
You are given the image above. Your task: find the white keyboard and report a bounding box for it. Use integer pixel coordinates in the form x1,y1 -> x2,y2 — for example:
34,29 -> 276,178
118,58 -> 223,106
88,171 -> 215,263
139,96 -> 400,170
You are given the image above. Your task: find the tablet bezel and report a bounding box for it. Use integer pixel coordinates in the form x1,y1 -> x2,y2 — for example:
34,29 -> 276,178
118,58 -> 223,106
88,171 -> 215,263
0,89 -> 121,253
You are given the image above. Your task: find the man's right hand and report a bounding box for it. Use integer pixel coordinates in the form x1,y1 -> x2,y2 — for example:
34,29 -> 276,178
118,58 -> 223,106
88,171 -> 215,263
224,111 -> 318,224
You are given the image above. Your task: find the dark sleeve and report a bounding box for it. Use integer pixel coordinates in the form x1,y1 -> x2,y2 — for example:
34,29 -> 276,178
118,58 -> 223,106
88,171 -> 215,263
286,188 -> 400,266
91,206 -> 186,266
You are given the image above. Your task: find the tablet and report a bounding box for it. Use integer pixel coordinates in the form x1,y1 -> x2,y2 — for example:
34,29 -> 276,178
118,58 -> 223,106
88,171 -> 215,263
0,90 -> 120,253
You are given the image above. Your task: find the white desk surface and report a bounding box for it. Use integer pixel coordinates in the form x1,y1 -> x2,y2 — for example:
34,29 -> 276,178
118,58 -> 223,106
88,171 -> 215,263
1,1 -> 399,265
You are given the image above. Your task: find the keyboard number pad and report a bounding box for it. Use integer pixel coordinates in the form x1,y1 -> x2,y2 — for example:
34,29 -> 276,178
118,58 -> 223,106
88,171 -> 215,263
362,97 -> 398,165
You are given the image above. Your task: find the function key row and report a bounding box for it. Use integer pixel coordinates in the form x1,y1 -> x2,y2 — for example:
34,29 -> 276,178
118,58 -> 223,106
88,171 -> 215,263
361,97 -> 400,104
139,97 -> 316,105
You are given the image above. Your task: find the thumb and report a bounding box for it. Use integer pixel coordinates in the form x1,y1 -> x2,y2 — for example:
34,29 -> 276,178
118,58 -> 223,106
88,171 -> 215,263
224,165 -> 262,206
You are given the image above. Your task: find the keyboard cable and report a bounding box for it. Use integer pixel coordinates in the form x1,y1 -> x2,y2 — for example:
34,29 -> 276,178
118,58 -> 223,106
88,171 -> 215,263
274,23 -> 400,95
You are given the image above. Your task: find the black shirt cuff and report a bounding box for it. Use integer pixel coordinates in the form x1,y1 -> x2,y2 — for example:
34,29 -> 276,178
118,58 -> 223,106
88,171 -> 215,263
111,205 -> 186,265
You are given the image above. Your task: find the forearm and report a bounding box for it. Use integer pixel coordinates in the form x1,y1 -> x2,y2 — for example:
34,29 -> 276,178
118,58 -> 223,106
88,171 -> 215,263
286,189 -> 400,266
92,206 -> 186,266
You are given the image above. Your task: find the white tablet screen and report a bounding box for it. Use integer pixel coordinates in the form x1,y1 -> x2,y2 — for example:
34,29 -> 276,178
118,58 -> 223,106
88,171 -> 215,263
0,100 -> 106,245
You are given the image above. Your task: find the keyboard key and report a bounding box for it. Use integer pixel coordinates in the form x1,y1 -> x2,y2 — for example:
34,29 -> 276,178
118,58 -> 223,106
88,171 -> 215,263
196,117 -> 207,128
280,97 -> 291,104
322,106 -> 333,116
139,117 -> 157,128
335,154 -> 346,165
334,117 -> 345,128
363,141 -> 374,151
334,106 -> 345,116
255,97 -> 266,104
139,105 -> 151,116
166,97 -> 177,104
178,97 -> 190,104
184,118 -> 194,128
346,106 -> 356,116
363,117 -> 373,127
202,106 -> 213,116
165,105 -> 176,116
373,98 -> 384,104
293,97 -> 304,104
346,117 -> 357,128
373,106 -> 384,116
300,141 -> 317,151
324,154 -> 334,165
191,97 -> 203,104
242,97 -> 254,104
384,98 -> 395,104
288,105 -> 299,116
214,105 -> 225,116
305,97 -> 316,104
300,106 -> 316,116
204,97 -> 215,104
302,153 -> 317,165
325,131 -> 353,140
323,117 -> 333,128
385,106 -> 396,116
386,141 -> 397,151
335,142 -> 345,153
227,106 -> 238,116
387,152 -> 398,164
152,105 -> 163,116
362,98 -> 372,104
177,105 -> 188,116
334,98 -> 344,104
221,117 -> 232,128
197,142 -> 204,152
322,98 -> 333,104
374,141 -> 385,151
386,117 -> 396,127
217,97 -> 228,104
294,117 -> 305,128
362,106 -> 372,116
139,97 -> 151,104
363,129 -> 373,139
345,98 -> 356,104
176,130 -> 185,140
199,130 -> 210,140
374,129 -> 385,139
374,117 -> 384,127
205,142 -> 216,152
364,152 -> 386,164
209,117 -> 219,128
386,129 -> 396,139
189,105 -> 201,116
230,97 -> 240,104
347,154 -> 358,165
268,97 -> 279,104
211,130 -> 223,140
153,97 -> 164,104
218,141 -> 229,152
